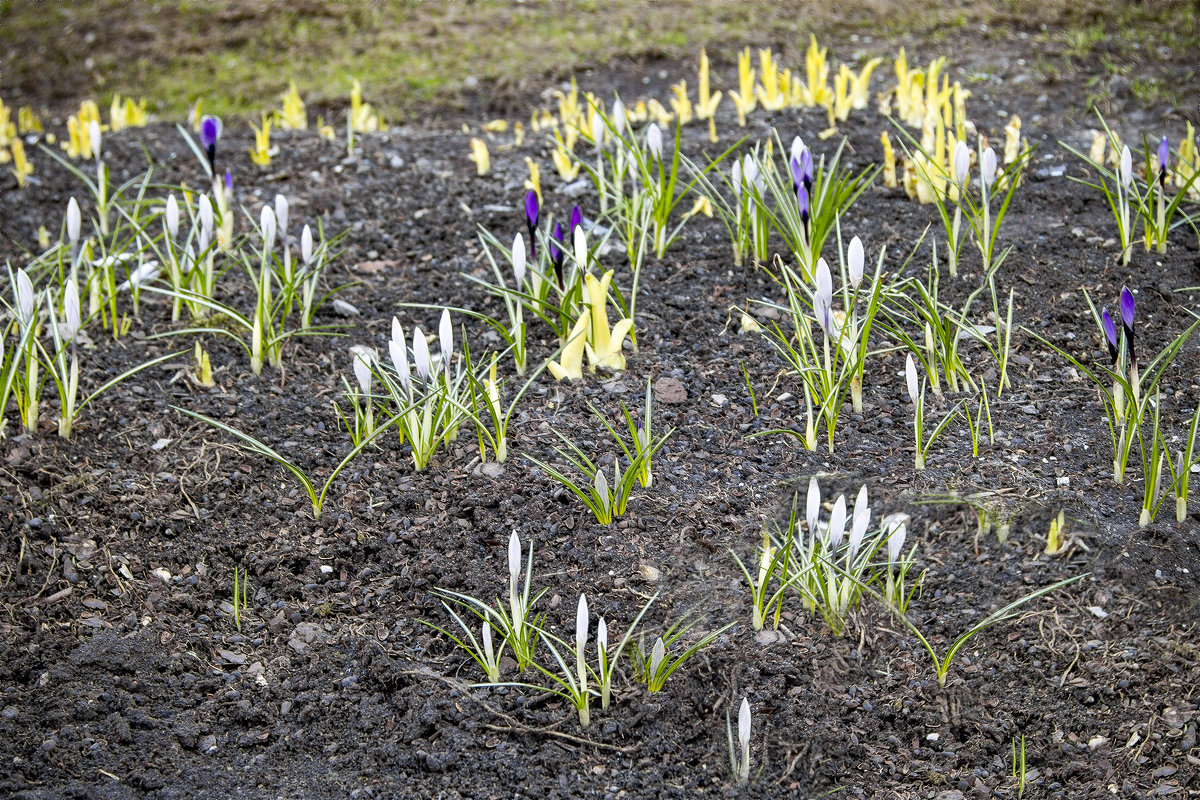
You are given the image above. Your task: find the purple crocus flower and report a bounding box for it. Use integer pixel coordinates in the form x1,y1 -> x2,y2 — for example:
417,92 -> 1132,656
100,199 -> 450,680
200,115 -> 222,172
569,205 -> 583,237
1158,136 -> 1170,185
799,148 -> 814,191
224,169 -> 233,193
1120,286 -> 1136,365
797,184 -> 810,226
550,221 -> 565,288
1101,308 -> 1119,365
789,156 -> 803,195
524,190 -> 539,259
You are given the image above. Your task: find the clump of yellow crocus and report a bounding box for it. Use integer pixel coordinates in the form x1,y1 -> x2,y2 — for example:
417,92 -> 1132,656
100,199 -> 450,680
695,50 -> 723,142
755,49 -> 787,111
551,131 -> 578,180
669,81 -> 693,125
349,80 -> 382,132
109,95 -> 148,132
548,312 -> 589,381
10,139 -> 32,187
801,35 -> 832,109
250,113 -> 274,166
0,98 -> 16,146
729,46 -> 757,126
880,131 -> 898,188
583,270 -> 632,372
1175,122 -> 1199,199
278,82 -> 307,129
524,157 -> 541,200
469,137 -> 490,175
17,107 -> 41,135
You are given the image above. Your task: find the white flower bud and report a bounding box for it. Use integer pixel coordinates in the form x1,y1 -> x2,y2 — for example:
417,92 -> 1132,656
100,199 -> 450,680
301,224 -> 313,266
164,195 -> 179,241
260,205 -> 277,251
67,197 -> 81,245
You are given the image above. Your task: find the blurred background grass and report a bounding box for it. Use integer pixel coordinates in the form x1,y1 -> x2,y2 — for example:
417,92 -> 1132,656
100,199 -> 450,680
0,0 -> 1195,121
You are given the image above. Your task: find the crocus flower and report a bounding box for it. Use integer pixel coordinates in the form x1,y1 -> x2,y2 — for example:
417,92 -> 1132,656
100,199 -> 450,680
612,99 -> 626,137
569,205 -> 583,237
827,494 -> 847,549
508,531 -> 522,592
389,317 -> 410,391
88,120 -> 101,162
848,485 -> 871,563
789,156 -> 803,194
200,115 -> 222,171
550,221 -> 565,288
1119,145 -> 1132,188
1158,136 -> 1170,184
412,326 -> 431,380
575,594 -> 589,660
1101,308 -> 1119,365
905,353 -> 919,405
260,205 -> 277,251
731,160 -> 743,200
646,123 -> 663,161
737,698 -> 751,782
806,477 -> 820,537
798,148 -> 814,190
199,195 -> 214,238
15,269 -> 35,328
62,280 -> 80,343
439,308 -> 453,372
980,147 -> 997,192
224,169 -> 233,196
886,520 -> 907,564
301,224 -> 313,266
512,232 -> 526,288
590,111 -> 605,148
742,154 -> 758,189
524,190 -> 539,258
351,345 -> 374,394
814,257 -> 833,335
274,194 -> 289,243
790,135 -> 805,167
1120,285 -> 1136,364
164,195 -> 179,241
797,184 -> 810,225
953,140 -> 970,186
67,197 -> 81,245
848,236 -> 864,288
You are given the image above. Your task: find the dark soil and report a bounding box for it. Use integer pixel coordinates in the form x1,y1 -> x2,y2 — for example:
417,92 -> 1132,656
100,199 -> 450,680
3,20 -> 1200,800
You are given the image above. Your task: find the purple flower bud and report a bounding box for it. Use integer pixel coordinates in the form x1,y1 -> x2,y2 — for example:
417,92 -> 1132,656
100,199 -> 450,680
200,115 -> 222,170
524,190 -> 539,231
1120,286 -> 1137,365
569,205 -> 583,236
1101,308 -> 1119,365
224,169 -> 233,192
550,221 -> 565,288
789,156 -> 803,194
524,190 -> 539,259
799,148 -> 814,189
797,184 -> 810,224
1158,136 -> 1170,182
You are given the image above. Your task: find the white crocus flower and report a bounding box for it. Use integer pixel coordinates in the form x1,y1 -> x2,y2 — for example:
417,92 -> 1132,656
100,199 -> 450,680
848,236 -> 864,288
574,224 -> 587,271
814,258 -> 834,336
274,194 -> 289,242
439,308 -> 453,374
646,123 -> 663,161
350,345 -> 375,394
260,205 -> 277,251
301,224 -> 313,266
67,197 -> 81,245
412,326 -> 431,380
88,120 -> 101,160
1119,145 -> 1133,187
827,494 -> 847,549
887,520 -> 908,564
16,269 -> 35,328
576,594 -> 589,658
164,195 -> 179,241
389,316 -> 410,391
742,154 -> 758,187
62,281 -> 80,343
508,531 -> 522,594
597,617 -> 608,657
806,477 -> 821,538
591,110 -> 605,148
953,140 -> 970,186
612,99 -> 626,137
737,698 -> 751,783
731,160 -> 742,200
481,621 -> 496,676
512,232 -> 526,288
980,147 -> 997,192
905,353 -> 920,405
848,485 -> 871,562
199,195 -> 214,239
